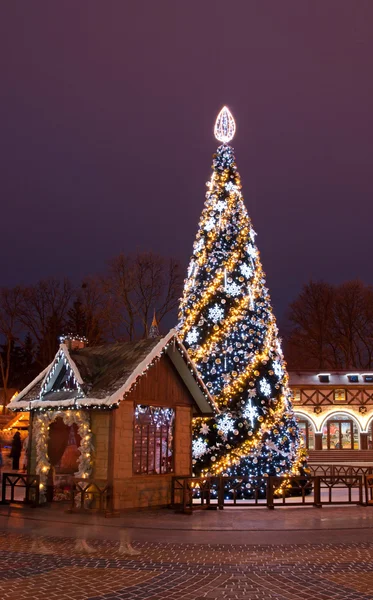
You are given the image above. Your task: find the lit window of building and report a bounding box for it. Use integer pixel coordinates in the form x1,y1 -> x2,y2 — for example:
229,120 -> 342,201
334,389 -> 346,403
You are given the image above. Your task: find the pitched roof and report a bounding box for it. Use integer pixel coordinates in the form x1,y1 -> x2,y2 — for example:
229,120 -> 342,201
71,337 -> 161,399
8,330 -> 218,415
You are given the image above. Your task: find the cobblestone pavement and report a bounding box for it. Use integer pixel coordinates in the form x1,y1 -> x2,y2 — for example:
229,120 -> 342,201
1,532 -> 373,599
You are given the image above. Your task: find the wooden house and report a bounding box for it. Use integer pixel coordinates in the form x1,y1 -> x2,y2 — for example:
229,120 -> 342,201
7,330 -> 217,509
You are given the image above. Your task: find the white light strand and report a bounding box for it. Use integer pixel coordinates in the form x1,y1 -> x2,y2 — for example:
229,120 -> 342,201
214,106 -> 236,143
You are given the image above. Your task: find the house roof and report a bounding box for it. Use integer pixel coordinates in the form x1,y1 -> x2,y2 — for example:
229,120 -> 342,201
8,330 -> 218,415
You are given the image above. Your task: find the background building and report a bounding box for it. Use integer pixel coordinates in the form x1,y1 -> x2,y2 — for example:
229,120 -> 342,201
289,371 -> 373,462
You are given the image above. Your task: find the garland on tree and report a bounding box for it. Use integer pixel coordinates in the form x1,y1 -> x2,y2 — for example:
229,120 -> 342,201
178,108 -> 307,493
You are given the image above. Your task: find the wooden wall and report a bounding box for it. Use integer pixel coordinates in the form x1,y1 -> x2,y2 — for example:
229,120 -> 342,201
109,354 -> 194,510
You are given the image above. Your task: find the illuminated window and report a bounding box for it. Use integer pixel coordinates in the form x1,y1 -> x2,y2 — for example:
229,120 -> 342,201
133,405 -> 174,475
296,418 -> 315,450
334,389 -> 346,403
322,414 -> 359,450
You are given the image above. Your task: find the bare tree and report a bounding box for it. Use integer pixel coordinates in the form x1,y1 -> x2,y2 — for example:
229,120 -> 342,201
0,287 -> 23,411
134,254 -> 181,337
332,281 -> 373,369
100,252 -> 182,341
286,280 -> 373,370
101,254 -> 137,341
66,278 -> 105,345
287,281 -> 335,369
20,278 -> 74,367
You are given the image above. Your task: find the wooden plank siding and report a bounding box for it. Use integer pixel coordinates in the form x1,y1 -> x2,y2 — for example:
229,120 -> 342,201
125,354 -> 195,409
110,353 -> 194,509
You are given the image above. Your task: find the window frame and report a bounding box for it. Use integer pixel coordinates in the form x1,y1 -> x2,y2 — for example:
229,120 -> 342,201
297,418 -> 315,450
322,418 -> 358,450
133,404 -> 175,476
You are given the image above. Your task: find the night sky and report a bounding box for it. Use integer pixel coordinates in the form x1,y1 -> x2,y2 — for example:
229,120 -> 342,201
1,2 -> 373,326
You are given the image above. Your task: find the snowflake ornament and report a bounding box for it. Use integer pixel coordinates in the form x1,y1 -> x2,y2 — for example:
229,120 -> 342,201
204,218 -> 216,232
208,304 -> 225,323
225,181 -> 239,194
273,360 -> 283,379
200,423 -> 210,435
217,414 -> 235,437
248,389 -> 257,398
239,263 -> 253,278
185,327 -> 199,345
215,200 -> 227,212
192,438 -> 208,459
226,282 -> 241,296
275,338 -> 284,358
243,399 -> 259,428
260,378 -> 272,397
246,244 -> 257,259
194,238 -> 204,253
250,228 -> 257,241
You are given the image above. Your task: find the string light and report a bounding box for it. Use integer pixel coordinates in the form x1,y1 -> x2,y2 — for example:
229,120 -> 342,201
180,110 -> 306,496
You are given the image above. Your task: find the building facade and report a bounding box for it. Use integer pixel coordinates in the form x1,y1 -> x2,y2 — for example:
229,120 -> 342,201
289,371 -> 373,461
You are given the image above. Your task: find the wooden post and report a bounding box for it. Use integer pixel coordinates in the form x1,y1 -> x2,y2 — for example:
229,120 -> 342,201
313,476 -> 322,508
1,474 -> 7,504
27,409 -> 34,477
315,432 -> 323,451
360,432 -> 368,450
267,476 -> 275,509
358,476 -> 363,505
218,476 -> 225,510
107,408 -> 117,513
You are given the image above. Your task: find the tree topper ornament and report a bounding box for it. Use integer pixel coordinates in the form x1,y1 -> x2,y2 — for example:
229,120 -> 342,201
214,106 -> 236,143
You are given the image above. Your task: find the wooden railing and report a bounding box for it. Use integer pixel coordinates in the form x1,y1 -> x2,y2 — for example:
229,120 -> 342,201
308,464 -> 373,477
68,478 -> 111,514
172,472 -> 367,513
1,473 -> 40,506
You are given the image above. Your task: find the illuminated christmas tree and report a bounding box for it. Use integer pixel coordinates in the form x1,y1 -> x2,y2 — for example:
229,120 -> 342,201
178,107 -> 307,488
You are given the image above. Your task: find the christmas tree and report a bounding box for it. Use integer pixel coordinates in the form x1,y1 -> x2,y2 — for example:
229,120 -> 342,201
178,107 -> 307,489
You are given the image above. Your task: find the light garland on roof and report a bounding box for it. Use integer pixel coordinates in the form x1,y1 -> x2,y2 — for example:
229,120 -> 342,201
10,335 -> 215,414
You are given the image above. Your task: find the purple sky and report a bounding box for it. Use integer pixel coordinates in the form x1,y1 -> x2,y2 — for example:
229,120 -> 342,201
1,2 -> 373,324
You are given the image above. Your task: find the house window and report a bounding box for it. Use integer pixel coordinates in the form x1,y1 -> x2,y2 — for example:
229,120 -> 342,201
133,405 -> 175,475
334,389 -> 346,403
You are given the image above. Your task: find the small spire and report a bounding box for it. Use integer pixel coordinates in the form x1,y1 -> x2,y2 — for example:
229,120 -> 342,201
148,309 -> 160,338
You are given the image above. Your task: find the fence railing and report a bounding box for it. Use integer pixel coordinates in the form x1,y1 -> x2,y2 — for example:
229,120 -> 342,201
308,464 -> 373,478
68,478 -> 111,513
172,473 -> 367,513
1,473 -> 40,506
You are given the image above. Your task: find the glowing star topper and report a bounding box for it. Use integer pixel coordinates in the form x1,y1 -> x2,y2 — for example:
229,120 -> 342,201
214,106 -> 236,143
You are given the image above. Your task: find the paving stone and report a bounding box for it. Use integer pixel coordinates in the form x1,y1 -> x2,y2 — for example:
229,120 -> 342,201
0,532 -> 373,599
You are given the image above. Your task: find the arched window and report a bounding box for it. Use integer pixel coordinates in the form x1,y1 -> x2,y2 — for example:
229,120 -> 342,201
295,414 -> 315,450
322,413 -> 359,450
